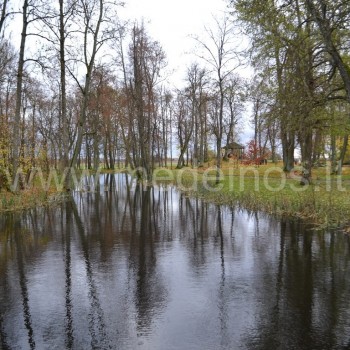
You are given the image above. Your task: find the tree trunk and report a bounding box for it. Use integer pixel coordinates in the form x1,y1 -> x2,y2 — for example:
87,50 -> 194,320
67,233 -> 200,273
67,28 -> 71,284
65,0 -> 104,190
216,81 -> 224,184
59,0 -> 69,170
0,0 -> 8,36
337,135 -> 348,176
12,0 -> 28,185
330,135 -> 337,174
306,0 -> 350,105
93,131 -> 99,170
281,130 -> 295,174
299,130 -> 313,185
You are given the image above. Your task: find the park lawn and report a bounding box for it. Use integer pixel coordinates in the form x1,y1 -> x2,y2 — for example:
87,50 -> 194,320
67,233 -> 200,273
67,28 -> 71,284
155,163 -> 350,230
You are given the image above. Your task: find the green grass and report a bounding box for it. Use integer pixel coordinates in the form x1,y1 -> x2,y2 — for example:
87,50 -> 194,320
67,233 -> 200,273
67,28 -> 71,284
2,162 -> 350,230
154,164 -> 350,230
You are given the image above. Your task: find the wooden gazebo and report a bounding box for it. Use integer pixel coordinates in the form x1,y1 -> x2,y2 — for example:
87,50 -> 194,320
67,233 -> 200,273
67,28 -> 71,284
222,142 -> 245,159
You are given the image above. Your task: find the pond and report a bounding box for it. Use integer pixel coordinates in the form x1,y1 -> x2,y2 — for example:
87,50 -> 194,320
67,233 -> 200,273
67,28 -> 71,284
0,174 -> 349,349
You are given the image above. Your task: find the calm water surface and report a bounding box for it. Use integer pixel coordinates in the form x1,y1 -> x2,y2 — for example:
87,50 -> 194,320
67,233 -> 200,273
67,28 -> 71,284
0,174 -> 349,350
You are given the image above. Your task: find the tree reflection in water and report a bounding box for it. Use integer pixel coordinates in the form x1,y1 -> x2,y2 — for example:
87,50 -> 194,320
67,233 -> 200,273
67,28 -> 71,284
63,203 -> 73,349
0,174 -> 348,349
14,217 -> 35,350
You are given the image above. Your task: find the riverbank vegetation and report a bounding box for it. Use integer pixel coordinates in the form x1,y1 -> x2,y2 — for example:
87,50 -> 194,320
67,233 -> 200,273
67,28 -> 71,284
1,0 -> 350,221
152,162 -> 350,230
0,185 -> 65,212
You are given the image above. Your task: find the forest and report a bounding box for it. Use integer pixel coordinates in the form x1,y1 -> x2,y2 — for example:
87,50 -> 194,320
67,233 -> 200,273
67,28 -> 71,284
0,0 -> 350,190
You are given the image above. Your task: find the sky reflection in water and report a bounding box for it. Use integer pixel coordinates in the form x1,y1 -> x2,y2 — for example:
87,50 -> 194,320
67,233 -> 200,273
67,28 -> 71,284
0,174 -> 349,350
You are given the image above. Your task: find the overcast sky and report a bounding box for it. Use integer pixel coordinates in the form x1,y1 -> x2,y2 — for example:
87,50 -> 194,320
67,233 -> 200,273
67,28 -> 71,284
120,0 -> 250,143
8,0 -> 252,141
117,0 -> 253,142
118,0 -> 229,87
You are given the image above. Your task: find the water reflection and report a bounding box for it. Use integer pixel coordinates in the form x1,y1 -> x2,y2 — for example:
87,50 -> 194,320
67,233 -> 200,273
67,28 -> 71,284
0,174 -> 349,349
64,203 -> 73,349
15,217 -> 36,350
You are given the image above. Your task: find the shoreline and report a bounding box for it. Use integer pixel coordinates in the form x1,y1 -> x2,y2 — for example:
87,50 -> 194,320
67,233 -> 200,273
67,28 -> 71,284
0,187 -> 69,213
1,165 -> 350,232
153,166 -> 350,231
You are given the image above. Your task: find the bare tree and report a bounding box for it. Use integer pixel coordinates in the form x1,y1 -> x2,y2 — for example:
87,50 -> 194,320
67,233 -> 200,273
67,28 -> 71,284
65,0 -> 120,188
185,63 -> 208,167
36,0 -> 78,169
0,0 -> 10,37
128,23 -> 166,180
157,86 -> 172,167
193,16 -> 240,183
175,90 -> 193,169
223,73 -> 244,160
12,0 -> 32,184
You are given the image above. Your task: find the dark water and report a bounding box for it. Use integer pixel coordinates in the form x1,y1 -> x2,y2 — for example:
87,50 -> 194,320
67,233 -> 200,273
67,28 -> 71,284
0,174 -> 349,350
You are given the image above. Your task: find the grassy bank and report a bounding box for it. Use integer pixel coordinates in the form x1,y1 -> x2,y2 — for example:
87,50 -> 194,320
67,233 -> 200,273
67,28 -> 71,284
155,163 -> 350,230
2,163 -> 350,230
0,167 -> 102,212
0,186 -> 67,212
